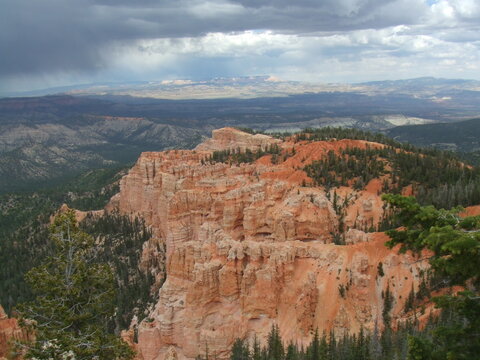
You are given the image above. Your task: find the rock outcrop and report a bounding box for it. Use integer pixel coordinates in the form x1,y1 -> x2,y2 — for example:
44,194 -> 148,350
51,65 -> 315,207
195,127 -> 280,152
111,128 -> 429,360
0,305 -> 29,359
54,203 -> 105,223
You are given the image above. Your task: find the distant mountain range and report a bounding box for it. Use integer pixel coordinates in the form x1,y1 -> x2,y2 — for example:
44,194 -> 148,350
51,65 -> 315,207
4,76 -> 351,99
8,76 -> 480,100
359,76 -> 480,90
2,76 -> 480,191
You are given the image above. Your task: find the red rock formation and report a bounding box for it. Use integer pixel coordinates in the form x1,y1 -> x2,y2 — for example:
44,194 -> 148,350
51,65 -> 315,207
0,305 -> 29,359
54,203 -> 105,223
111,128 -> 430,360
195,127 -> 281,152
462,205 -> 480,217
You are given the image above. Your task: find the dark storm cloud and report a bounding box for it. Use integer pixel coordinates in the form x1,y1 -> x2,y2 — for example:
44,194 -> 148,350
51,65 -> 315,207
3,0 -> 480,91
0,0 -> 429,77
1,0 -> 106,76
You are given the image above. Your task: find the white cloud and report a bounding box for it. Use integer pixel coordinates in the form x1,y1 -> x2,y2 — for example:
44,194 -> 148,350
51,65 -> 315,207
1,0 -> 480,94
187,1 -> 245,19
98,22 -> 480,84
451,0 -> 480,19
101,0 -> 480,83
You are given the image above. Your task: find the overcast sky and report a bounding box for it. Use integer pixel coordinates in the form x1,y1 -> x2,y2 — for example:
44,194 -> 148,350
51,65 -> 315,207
1,0 -> 480,94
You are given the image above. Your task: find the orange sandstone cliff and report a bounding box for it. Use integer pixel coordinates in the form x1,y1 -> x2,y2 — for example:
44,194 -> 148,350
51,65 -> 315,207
109,128 -> 429,360
0,305 -> 29,359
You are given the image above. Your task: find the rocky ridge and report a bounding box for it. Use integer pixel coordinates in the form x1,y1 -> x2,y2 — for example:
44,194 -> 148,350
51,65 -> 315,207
0,305 -> 29,359
109,128 -> 429,360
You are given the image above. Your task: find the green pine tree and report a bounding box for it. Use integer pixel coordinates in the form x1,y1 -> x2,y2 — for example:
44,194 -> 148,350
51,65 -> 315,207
285,343 -> 298,360
252,334 -> 262,360
16,210 -> 134,360
308,329 -> 320,360
231,338 -> 250,360
383,194 -> 480,360
267,324 -> 284,360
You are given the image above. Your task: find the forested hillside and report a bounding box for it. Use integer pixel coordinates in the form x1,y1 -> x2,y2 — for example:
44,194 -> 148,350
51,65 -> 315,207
387,117 -> 480,152
2,84 -> 480,192
0,95 -> 206,192
210,127 -> 480,210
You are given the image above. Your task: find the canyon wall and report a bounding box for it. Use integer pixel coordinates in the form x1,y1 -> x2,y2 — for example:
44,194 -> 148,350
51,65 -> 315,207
0,305 -> 30,359
110,128 -> 428,360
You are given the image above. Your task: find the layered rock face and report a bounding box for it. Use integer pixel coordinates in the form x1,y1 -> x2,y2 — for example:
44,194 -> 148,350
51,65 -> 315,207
111,128 -> 428,360
195,127 -> 281,152
0,305 -> 29,359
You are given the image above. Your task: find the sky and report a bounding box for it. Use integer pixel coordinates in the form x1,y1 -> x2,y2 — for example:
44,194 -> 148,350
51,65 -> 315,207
1,0 -> 480,95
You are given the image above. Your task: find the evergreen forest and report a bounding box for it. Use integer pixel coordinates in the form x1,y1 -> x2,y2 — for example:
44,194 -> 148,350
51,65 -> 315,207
0,165 -> 162,320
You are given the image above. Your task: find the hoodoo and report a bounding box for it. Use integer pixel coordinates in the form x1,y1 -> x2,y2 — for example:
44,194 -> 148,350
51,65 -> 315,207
0,305 -> 29,359
109,128 -> 428,360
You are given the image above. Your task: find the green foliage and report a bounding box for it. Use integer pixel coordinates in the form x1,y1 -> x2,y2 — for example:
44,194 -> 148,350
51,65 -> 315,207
267,324 -> 284,360
16,210 -> 134,360
404,285 -> 416,313
80,212 -> 163,331
285,343 -> 298,360
206,144 -> 282,165
276,127 -> 480,209
307,329 -> 321,360
0,167 -> 126,314
331,232 -> 346,245
292,127 -> 412,148
416,277 -> 430,301
251,335 -> 262,360
377,262 -> 385,277
0,195 -> 53,313
231,338 -> 251,360
54,167 -> 126,211
303,143 -> 480,203
382,283 -> 394,328
383,194 -> 480,360
304,148 -> 385,189
208,127 -> 480,211
406,336 -> 433,360
386,117 -> 480,153
227,317 -> 459,360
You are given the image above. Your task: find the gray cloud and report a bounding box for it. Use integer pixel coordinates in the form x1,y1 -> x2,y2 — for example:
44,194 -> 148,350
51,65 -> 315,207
1,0 -> 479,93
